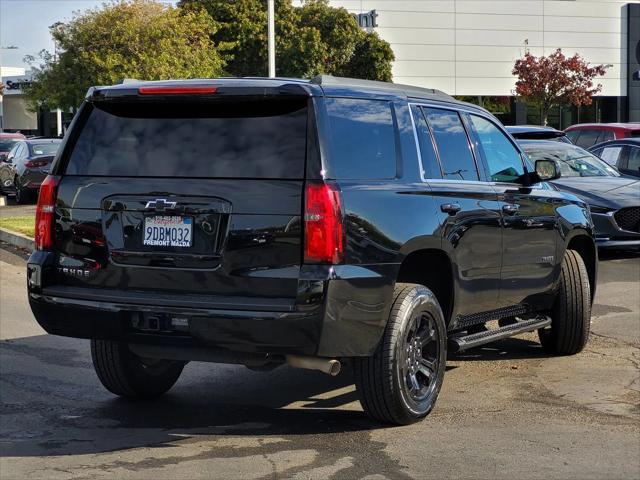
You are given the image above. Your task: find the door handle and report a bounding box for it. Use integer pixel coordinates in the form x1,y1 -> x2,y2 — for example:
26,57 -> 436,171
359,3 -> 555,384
440,203 -> 461,215
502,203 -> 520,215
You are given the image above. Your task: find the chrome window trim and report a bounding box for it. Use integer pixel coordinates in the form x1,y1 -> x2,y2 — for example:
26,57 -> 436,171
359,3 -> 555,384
408,100 -> 526,184
409,102 -> 484,183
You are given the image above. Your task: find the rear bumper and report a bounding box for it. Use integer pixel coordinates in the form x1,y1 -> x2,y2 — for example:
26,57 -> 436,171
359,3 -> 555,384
27,253 -> 397,358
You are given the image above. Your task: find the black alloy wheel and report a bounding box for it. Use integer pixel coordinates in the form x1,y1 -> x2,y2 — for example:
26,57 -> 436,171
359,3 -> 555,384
399,312 -> 440,406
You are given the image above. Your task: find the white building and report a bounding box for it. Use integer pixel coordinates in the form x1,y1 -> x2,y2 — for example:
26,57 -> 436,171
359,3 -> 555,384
326,0 -> 640,125
0,66 -> 40,133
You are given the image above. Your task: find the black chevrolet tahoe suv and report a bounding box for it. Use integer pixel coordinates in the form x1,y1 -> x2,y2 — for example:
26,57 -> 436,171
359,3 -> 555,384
28,76 -> 596,425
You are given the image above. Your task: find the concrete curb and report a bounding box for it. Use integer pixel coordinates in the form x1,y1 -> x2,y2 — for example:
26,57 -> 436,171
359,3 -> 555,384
0,227 -> 34,251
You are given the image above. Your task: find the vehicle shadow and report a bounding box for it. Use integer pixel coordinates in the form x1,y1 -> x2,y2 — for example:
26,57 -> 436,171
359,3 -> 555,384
0,333 -> 376,458
0,332 -> 547,458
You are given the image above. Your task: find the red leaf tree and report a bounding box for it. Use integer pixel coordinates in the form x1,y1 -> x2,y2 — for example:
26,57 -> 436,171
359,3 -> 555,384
512,48 -> 610,126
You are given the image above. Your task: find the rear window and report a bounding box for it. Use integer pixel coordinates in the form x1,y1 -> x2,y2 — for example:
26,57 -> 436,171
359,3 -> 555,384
575,129 -> 599,148
630,131 -> 640,138
324,98 -> 397,179
31,143 -> 60,156
65,100 -> 308,178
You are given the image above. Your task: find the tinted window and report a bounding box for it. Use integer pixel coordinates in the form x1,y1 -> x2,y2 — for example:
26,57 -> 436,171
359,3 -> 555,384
469,115 -> 523,182
630,131 -> 640,138
600,130 -> 615,142
325,98 -> 396,179
566,130 -> 580,143
7,144 -> 20,160
599,146 -> 623,166
411,105 -> 441,179
575,129 -> 599,148
31,143 -> 60,156
14,144 -> 25,160
627,146 -> 640,172
0,139 -> 20,152
66,100 -> 307,178
424,108 -> 478,181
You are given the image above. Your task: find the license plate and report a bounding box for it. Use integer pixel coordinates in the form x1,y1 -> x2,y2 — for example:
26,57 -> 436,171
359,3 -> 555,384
143,216 -> 192,247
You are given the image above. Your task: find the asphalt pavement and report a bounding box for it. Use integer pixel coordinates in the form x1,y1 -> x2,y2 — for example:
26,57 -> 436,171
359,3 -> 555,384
0,244 -> 638,480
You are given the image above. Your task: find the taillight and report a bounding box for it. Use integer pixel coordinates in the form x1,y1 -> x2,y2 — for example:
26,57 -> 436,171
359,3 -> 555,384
35,175 -> 60,251
138,85 -> 218,95
304,182 -> 344,264
25,159 -> 49,168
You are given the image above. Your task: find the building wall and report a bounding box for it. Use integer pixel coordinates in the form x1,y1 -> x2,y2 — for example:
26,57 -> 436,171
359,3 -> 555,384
2,96 -> 37,131
325,0 -> 639,97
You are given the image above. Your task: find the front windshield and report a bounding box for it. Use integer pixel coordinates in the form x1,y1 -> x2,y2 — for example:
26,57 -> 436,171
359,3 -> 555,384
523,144 -> 619,177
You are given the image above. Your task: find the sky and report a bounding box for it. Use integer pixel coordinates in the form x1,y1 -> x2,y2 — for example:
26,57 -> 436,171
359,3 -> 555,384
0,0 -> 176,70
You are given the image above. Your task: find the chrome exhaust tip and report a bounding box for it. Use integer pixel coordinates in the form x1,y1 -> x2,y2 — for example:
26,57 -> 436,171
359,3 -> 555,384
286,355 -> 341,376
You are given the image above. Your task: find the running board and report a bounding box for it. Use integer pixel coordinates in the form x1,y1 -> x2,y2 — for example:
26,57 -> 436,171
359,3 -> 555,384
449,316 -> 551,352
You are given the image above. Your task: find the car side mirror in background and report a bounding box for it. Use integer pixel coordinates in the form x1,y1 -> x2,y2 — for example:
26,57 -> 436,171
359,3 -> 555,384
535,159 -> 561,181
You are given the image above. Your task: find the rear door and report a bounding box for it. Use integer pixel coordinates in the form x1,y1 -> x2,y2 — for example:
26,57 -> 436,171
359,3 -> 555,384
53,94 -> 310,309
412,105 -> 503,317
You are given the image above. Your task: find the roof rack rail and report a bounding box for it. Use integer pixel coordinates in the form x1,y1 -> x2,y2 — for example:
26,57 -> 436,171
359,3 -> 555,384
309,75 -> 454,100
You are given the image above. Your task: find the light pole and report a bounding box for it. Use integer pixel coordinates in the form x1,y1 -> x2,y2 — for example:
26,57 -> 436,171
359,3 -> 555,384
267,0 -> 275,77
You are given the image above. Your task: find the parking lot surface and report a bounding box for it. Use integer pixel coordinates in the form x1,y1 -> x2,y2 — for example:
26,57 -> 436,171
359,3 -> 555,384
0,244 -> 638,480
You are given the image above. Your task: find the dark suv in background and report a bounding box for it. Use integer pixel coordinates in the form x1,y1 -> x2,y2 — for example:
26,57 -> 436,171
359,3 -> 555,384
28,77 -> 596,425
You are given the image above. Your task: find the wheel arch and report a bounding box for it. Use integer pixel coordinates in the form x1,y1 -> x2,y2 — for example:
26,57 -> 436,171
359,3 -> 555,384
395,248 -> 455,326
564,231 -> 597,303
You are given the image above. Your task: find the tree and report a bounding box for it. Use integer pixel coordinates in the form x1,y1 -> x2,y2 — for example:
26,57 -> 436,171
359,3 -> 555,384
24,0 -> 226,110
179,0 -> 394,80
512,48 -> 610,126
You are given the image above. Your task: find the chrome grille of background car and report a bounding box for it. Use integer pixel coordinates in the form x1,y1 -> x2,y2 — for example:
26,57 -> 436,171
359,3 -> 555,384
614,207 -> 640,233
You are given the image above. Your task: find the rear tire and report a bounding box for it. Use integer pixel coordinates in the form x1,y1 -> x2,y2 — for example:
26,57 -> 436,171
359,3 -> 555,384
538,249 -> 591,355
14,178 -> 29,204
91,339 -> 184,398
354,283 -> 447,425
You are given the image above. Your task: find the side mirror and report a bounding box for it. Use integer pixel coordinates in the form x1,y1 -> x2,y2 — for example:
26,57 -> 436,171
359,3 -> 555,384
535,159 -> 561,181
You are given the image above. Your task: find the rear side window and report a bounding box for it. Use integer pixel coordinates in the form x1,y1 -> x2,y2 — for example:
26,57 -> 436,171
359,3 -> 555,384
424,108 -> 478,181
599,146 -> 623,166
324,98 -> 397,179
600,130 -> 615,142
626,146 -> 640,171
65,100 -> 308,178
575,129 -> 599,148
566,130 -> 580,144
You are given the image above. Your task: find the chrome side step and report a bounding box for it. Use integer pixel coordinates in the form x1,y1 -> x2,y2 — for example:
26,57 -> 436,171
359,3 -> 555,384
449,316 -> 551,352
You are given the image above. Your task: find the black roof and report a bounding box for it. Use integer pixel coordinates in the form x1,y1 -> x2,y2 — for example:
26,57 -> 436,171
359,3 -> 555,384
505,125 -> 566,139
589,138 -> 640,151
309,75 -> 455,102
26,138 -> 62,144
87,75 -> 477,110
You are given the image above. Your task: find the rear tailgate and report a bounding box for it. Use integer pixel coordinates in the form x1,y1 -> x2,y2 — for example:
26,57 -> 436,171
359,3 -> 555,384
51,94 -> 309,310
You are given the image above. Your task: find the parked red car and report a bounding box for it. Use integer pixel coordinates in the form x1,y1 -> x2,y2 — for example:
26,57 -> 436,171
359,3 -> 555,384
565,123 -> 640,149
0,132 -> 26,161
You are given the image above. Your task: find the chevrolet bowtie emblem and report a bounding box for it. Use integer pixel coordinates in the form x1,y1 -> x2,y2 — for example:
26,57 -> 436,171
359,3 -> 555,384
145,198 -> 177,211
